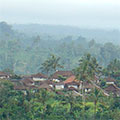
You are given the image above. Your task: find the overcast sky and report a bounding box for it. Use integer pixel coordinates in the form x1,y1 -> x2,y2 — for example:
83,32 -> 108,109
0,0 -> 120,29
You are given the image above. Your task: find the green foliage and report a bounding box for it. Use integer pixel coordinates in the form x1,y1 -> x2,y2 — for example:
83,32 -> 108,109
1,22 -> 120,74
74,53 -> 101,81
40,54 -> 63,75
0,80 -> 120,120
100,79 -> 106,88
58,75 -> 67,81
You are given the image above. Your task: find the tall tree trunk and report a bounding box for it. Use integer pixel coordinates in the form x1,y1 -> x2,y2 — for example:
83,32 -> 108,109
81,82 -> 85,120
94,101 -> 97,120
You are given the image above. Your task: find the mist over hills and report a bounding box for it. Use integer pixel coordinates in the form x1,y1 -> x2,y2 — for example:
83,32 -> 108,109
13,24 -> 120,44
0,21 -> 120,74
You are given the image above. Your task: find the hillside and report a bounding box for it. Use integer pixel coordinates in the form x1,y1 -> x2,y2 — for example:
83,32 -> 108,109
0,21 -> 120,74
13,24 -> 120,44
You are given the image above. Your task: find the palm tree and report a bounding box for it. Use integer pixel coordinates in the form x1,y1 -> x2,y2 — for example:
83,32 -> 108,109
106,59 -> 120,77
74,53 -> 101,120
89,88 -> 103,120
40,54 -> 63,76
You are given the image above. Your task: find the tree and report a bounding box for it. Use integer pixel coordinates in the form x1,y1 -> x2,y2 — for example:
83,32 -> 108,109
40,54 -> 63,75
74,54 -> 101,120
106,59 -> 120,76
89,88 -> 103,120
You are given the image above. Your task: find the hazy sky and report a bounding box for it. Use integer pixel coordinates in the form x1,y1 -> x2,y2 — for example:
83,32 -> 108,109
0,0 -> 120,28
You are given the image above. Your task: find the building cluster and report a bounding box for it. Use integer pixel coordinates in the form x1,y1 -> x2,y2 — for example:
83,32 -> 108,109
0,70 -> 120,97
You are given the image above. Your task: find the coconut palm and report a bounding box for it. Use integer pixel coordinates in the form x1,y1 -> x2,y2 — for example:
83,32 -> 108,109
74,53 -> 101,120
106,59 -> 120,76
40,54 -> 63,75
89,88 -> 103,120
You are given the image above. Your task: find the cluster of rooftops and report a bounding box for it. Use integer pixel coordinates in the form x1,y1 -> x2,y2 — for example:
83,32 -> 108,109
0,70 -> 120,97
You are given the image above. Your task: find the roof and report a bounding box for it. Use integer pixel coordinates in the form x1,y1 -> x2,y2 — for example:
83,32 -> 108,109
31,73 -> 48,78
83,81 -> 94,89
104,84 -> 120,93
14,85 -> 28,90
21,78 -> 34,86
11,79 -> 21,83
0,71 -> 9,76
14,85 -> 37,90
94,75 -> 99,81
64,75 -> 79,84
38,83 -> 51,89
40,80 -> 54,85
66,81 -> 80,85
113,73 -> 120,77
105,77 -> 116,82
53,82 -> 65,85
68,87 -> 78,92
51,71 -> 74,79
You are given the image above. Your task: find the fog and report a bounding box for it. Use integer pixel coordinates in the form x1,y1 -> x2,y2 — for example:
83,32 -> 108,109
0,0 -> 120,29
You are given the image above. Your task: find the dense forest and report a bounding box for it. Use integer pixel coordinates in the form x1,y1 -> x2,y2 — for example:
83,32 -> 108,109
0,21 -> 120,74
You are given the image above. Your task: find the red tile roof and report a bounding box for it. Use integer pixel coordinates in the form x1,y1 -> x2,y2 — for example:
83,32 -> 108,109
64,75 -> 77,84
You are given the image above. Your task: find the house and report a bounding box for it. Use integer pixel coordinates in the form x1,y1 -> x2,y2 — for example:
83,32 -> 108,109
66,81 -> 80,89
105,77 -> 116,85
53,82 -> 65,90
38,80 -> 54,88
64,75 -> 82,89
64,75 -> 77,84
0,71 -> 10,79
38,83 -> 53,91
31,73 -> 48,85
51,71 -> 74,82
13,78 -> 38,94
11,79 -> 22,86
104,84 -> 120,97
93,75 -> 100,84
83,81 -> 94,92
14,84 -> 38,94
20,78 -> 35,86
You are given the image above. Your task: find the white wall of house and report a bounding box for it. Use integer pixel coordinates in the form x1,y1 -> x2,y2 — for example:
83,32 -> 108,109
85,88 -> 91,92
106,82 -> 114,85
79,84 -> 82,89
53,79 -> 60,82
31,83 -> 35,85
68,85 -> 78,89
49,84 -> 53,88
33,78 -> 46,81
0,76 -> 9,79
55,85 -> 64,90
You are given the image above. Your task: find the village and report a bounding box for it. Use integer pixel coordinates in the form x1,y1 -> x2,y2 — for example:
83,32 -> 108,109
1,70 -> 120,97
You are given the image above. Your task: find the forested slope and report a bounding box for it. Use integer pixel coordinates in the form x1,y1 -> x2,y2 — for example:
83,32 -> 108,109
0,21 -> 120,74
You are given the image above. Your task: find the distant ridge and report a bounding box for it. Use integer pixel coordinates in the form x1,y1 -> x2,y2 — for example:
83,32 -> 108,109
13,24 -> 120,44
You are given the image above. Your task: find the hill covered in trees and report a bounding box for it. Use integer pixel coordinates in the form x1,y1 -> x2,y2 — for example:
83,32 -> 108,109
0,21 -> 120,74
13,24 -> 120,44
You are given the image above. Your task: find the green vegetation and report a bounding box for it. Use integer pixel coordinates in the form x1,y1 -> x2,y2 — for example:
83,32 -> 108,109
0,22 -> 120,119
0,79 -> 120,120
1,22 -> 120,75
